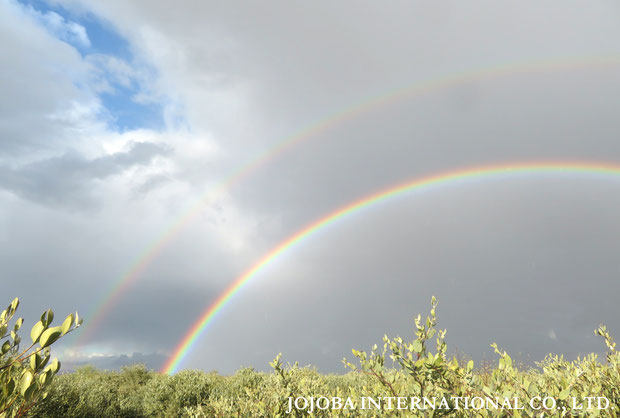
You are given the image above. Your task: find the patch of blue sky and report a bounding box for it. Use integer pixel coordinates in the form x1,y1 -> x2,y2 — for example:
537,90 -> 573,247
18,0 -> 166,132
18,0 -> 130,58
101,88 -> 165,132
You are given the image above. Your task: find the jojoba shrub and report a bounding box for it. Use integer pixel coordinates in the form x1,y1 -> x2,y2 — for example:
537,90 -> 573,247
30,365 -> 156,417
344,296 -> 619,416
29,297 -> 619,417
0,297 -> 81,417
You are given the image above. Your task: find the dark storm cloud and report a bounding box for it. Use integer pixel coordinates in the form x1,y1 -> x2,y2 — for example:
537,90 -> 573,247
0,142 -> 169,208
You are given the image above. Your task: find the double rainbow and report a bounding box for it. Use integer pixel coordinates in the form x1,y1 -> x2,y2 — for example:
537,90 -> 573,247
76,54 -> 620,348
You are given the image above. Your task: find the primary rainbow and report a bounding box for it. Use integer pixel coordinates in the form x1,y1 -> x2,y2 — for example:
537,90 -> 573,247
162,161 -> 620,374
75,54 -> 620,348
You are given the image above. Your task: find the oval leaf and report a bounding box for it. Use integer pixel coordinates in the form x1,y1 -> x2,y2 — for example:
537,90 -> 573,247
49,358 -> 60,373
61,314 -> 74,335
30,353 -> 37,370
24,382 -> 38,402
31,321 -> 45,344
19,370 -> 34,396
39,326 -> 62,348
6,378 -> 16,396
40,309 -> 54,326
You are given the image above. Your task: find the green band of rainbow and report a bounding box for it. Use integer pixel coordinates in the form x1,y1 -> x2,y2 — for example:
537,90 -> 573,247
75,54 -> 620,349
161,161 -> 620,374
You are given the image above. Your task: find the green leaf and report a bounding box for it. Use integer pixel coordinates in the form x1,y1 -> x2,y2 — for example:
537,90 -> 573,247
559,388 -> 571,400
31,320 -> 45,344
39,352 -> 50,370
41,309 -> 54,327
30,354 -> 37,370
14,317 -> 23,331
6,377 -> 16,396
412,340 -> 423,353
23,381 -> 38,403
61,314 -> 74,335
19,370 -> 33,396
40,369 -> 53,387
39,326 -> 62,348
30,353 -> 42,371
47,358 -> 60,374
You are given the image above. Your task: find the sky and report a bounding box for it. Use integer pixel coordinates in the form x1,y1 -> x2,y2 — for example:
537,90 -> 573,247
2,0 -> 620,374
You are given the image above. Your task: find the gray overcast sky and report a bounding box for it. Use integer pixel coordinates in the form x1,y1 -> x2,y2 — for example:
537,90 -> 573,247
2,0 -> 620,373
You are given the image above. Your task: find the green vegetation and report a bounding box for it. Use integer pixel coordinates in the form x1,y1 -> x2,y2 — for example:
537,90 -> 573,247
3,297 -> 619,417
1,298 -> 82,417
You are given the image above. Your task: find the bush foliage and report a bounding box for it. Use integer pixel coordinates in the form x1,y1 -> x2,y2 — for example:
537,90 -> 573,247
1,298 -> 81,417
14,297 -> 620,416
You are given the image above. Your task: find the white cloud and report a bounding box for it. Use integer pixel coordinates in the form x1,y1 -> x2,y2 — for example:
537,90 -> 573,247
31,8 -> 91,48
1,0 -> 266,372
0,1 -> 96,159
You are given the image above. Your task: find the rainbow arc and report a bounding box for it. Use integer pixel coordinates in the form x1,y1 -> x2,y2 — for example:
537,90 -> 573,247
75,54 -> 620,348
161,161 -> 620,374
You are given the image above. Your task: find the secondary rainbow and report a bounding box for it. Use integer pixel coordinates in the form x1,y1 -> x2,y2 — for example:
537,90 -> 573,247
75,54 -> 620,348
161,161 -> 620,374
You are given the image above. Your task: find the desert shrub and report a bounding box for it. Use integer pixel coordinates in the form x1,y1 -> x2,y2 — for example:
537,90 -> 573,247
29,297 -> 619,417
141,369 -> 217,416
0,297 -> 81,417
344,296 -> 620,416
30,365 -> 157,417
